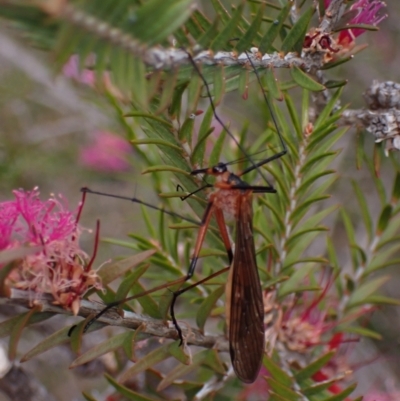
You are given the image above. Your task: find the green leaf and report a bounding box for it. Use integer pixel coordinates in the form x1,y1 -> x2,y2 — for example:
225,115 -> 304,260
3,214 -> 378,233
118,342 -> 172,382
391,172 -> 400,202
286,227 -> 328,247
212,65 -> 225,106
340,209 -> 358,270
302,381 -> 334,397
284,92 -> 302,139
266,378 -> 299,401
125,112 -> 173,129
82,392 -> 100,401
211,0 -> 232,25
0,312 -> 53,339
192,9 -> 212,32
130,282 -> 161,318
283,257 -> 329,269
346,276 -> 389,310
129,0 -> 194,45
210,3 -> 244,51
364,155 -> 387,206
142,165 -> 190,175
196,284 -> 224,331
131,139 -> 182,152
300,151 -> 337,175
290,195 -> 331,227
0,263 -> 17,296
269,393 -> 292,401
158,288 -> 175,321
259,1 -> 293,53
238,67 -> 250,99
325,79 -> 348,89
324,383 -> 357,401
131,57 -> 148,109
186,71 -> 203,117
263,354 -> 293,387
202,348 -> 226,374
376,234 -> 400,251
179,115 -> 195,143
191,105 -> 214,167
72,318 -> 94,354
106,374 -> 160,401
281,6 -> 315,53
351,180 -> 373,242
9,306 -> 40,360
167,341 -> 191,365
265,67 -> 283,101
115,264 -> 149,302
20,321 -> 104,362
70,332 -> 134,368
236,5 -> 264,52
169,82 -> 189,119
363,294 -> 400,306
98,250 -> 156,286
338,23 -> 380,32
301,88 -> 310,132
366,255 -> 400,276
185,12 -> 206,39
313,88 -> 343,130
323,55 -> 355,71
198,16 -> 220,48
209,129 -> 226,166
377,204 -> 392,235
296,170 -> 336,197
157,349 -> 210,391
294,351 -> 335,382
284,232 -> 324,269
278,264 -> 317,298
342,325 -> 382,340
259,198 -> 285,233
291,66 -> 325,91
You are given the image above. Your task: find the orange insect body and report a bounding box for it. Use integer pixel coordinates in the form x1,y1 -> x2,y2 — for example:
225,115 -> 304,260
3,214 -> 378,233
198,166 -> 265,383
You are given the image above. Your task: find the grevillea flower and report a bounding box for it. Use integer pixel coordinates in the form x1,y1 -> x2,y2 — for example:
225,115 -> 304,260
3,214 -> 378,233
325,0 -> 387,46
0,188 -> 102,314
272,280 -> 356,395
80,131 -> 132,172
238,283 -> 348,400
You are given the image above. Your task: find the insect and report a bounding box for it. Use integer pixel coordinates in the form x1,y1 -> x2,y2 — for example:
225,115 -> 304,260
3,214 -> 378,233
81,50 -> 287,383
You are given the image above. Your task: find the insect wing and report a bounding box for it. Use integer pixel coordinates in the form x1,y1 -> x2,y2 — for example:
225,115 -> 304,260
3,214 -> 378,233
228,192 -> 265,383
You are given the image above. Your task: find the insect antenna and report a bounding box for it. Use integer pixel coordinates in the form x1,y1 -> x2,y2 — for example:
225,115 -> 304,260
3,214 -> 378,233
81,187 -> 200,226
188,49 -> 287,181
239,50 -> 287,175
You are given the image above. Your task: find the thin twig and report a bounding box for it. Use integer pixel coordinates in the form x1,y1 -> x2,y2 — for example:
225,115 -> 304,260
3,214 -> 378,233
2,289 -> 229,352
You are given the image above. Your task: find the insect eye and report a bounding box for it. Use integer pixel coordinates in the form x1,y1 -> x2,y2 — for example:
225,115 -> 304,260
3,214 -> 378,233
213,162 -> 226,174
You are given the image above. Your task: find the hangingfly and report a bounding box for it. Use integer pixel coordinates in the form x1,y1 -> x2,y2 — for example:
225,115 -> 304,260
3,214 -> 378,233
184,162 -> 275,383
78,49 -> 287,384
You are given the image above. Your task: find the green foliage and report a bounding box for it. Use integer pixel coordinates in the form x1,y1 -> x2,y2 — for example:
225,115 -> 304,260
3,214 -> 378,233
0,1 -> 398,400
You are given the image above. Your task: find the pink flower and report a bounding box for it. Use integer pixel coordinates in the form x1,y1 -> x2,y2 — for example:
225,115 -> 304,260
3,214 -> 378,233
80,131 -> 132,172
274,278 -> 358,394
63,55 -> 96,86
0,188 -> 102,314
338,0 -> 387,46
324,0 -> 387,46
